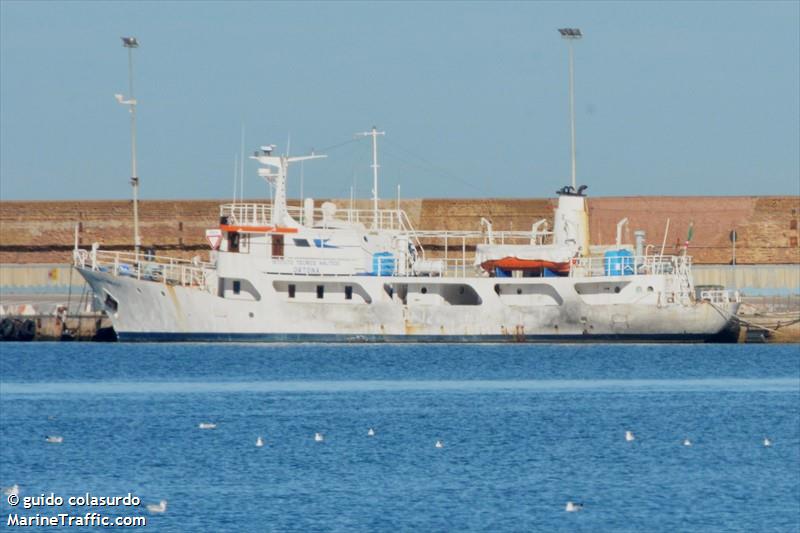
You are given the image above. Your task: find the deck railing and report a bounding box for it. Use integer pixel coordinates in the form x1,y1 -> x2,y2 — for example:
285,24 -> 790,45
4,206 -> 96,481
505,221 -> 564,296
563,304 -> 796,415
74,248 -> 214,290
219,203 -> 410,231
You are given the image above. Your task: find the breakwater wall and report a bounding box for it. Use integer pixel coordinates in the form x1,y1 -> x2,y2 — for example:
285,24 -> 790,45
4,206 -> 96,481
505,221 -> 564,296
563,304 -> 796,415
1,196 -> 798,264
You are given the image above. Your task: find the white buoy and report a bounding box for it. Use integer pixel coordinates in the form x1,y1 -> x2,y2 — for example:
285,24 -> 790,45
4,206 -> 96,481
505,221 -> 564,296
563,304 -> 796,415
565,501 -> 583,512
314,432 -> 324,442
255,436 -> 264,448
435,440 -> 444,448
625,430 -> 635,442
198,423 -> 217,430
683,438 -> 692,447
45,435 -> 63,444
2,484 -> 19,497
146,500 -> 167,514
763,437 -> 772,447
367,428 -> 375,437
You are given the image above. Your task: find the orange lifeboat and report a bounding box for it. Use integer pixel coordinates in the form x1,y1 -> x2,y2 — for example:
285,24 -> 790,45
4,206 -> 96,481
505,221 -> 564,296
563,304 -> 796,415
480,257 -> 571,275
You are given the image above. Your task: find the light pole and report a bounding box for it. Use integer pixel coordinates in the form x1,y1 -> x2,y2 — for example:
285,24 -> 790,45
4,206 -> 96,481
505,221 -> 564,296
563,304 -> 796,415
558,28 -> 582,191
117,36 -> 140,256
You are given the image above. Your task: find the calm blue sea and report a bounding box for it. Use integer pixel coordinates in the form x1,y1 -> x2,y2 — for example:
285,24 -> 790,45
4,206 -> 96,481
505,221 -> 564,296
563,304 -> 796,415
1,343 -> 798,532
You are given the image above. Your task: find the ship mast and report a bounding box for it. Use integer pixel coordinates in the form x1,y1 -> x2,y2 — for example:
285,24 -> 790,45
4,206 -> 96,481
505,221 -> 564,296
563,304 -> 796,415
357,127 -> 385,228
251,146 -> 326,227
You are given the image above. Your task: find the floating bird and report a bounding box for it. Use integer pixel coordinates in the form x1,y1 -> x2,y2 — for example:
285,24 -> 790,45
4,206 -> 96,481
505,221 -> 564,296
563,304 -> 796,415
314,432 -> 324,442
367,428 -> 375,437
565,501 -> 583,512
146,500 -> 167,514
435,440 -> 444,448
255,436 -> 264,448
625,430 -> 635,442
198,423 -> 217,430
2,484 -> 19,498
45,435 -> 63,444
683,438 -> 692,447
763,437 -> 772,447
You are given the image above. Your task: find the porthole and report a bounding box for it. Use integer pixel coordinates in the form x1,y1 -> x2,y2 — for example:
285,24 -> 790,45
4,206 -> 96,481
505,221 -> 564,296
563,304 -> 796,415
647,286 -> 654,293
614,286 -> 621,294
516,288 -> 522,295
249,312 -> 254,318
421,287 -> 428,294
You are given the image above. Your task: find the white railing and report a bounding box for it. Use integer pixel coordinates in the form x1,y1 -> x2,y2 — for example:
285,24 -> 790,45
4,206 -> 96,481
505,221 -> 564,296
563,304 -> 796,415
74,248 -> 214,290
700,289 -> 740,304
219,203 -> 409,231
569,254 -> 691,278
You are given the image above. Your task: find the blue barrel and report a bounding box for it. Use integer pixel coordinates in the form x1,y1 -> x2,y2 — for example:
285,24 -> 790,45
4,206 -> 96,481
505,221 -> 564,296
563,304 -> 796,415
372,252 -> 396,276
604,249 -> 634,276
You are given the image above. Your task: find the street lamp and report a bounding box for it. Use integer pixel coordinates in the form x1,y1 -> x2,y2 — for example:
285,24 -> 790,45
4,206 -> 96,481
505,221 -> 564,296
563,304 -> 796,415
118,36 -> 140,255
558,28 -> 582,191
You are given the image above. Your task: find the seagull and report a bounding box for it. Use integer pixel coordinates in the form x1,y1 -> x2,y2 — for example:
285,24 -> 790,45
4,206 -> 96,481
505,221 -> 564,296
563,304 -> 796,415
625,430 -> 635,442
565,501 -> 583,512
435,440 -> 444,448
2,484 -> 19,498
314,432 -> 324,442
45,435 -> 63,444
146,500 -> 167,514
367,428 -> 375,437
683,438 -> 692,447
198,423 -> 217,430
255,436 -> 264,448
763,437 -> 772,447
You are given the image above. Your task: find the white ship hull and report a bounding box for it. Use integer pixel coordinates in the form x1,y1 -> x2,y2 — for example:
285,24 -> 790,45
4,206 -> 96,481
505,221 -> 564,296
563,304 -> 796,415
78,267 -> 738,343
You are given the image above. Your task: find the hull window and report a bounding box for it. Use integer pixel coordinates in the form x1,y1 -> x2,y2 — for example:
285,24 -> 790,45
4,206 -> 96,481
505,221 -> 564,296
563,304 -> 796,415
103,291 -> 118,312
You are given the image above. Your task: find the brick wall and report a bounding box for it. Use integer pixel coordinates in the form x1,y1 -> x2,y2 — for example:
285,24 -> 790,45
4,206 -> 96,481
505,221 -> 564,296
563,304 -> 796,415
1,196 -> 798,264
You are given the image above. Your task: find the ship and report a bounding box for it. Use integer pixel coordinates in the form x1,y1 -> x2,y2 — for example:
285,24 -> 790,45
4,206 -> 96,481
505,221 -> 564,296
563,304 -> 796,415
73,139 -> 740,342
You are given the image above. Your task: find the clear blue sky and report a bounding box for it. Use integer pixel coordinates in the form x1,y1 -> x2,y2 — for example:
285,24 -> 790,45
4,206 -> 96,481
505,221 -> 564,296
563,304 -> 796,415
1,1 -> 798,201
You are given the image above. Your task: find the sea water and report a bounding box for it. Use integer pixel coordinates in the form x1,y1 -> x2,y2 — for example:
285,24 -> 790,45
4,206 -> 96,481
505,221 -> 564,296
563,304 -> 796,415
1,343 -> 798,532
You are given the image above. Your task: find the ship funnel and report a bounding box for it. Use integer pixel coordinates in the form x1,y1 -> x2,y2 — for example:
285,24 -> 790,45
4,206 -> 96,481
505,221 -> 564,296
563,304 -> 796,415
553,185 -> 590,255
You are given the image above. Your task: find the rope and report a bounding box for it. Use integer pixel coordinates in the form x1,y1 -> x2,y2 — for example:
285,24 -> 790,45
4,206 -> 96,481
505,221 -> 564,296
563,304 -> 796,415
707,300 -> 778,333
316,137 -> 361,154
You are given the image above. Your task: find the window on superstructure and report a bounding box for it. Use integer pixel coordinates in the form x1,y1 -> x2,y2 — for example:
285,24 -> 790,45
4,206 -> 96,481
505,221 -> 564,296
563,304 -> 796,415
345,286 -> 353,300
294,238 -> 310,247
229,233 -> 240,252
288,284 -> 296,298
233,280 -> 241,295
316,285 -> 324,299
272,234 -> 284,257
